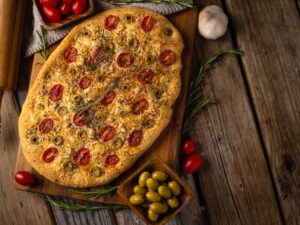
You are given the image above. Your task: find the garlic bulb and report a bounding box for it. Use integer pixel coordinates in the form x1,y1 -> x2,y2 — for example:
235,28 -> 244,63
198,5 -> 228,40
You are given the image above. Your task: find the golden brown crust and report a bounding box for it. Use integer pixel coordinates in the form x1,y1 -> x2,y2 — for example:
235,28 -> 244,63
19,7 -> 183,187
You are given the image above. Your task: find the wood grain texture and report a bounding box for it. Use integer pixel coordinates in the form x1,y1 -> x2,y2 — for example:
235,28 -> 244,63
224,0 -> 300,224
189,1 -> 283,224
0,91 -> 54,225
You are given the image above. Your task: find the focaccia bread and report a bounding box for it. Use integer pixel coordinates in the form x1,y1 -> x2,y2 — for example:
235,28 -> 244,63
19,7 -> 183,187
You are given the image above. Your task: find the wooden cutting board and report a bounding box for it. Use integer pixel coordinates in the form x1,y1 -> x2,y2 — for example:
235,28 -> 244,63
15,7 -> 198,205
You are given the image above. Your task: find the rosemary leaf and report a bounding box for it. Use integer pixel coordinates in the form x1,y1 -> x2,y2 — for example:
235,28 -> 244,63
45,196 -> 127,211
36,26 -> 48,62
107,0 -> 193,8
68,186 -> 117,198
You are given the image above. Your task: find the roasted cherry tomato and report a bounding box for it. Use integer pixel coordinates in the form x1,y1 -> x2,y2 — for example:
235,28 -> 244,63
104,15 -> 120,31
128,129 -> 143,147
105,154 -> 119,167
64,46 -> 78,63
141,16 -> 155,32
183,139 -> 196,155
100,125 -> 116,142
182,154 -> 204,174
39,118 -> 54,134
72,0 -> 87,14
59,2 -> 72,15
137,68 -> 154,84
40,0 -> 59,6
48,84 -> 64,101
79,76 -> 92,90
101,90 -> 116,106
73,147 -> 90,166
42,5 -> 62,22
132,99 -> 149,115
63,0 -> 73,3
86,48 -> 104,70
15,171 -> 35,186
117,52 -> 133,68
42,147 -> 59,163
72,111 -> 93,127
159,50 -> 176,66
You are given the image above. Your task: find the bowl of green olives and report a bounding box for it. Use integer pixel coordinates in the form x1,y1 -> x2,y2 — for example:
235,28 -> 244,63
118,160 -> 193,225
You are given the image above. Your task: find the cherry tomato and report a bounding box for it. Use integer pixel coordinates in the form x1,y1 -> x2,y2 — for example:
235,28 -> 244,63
182,154 -> 204,174
117,52 -> 133,68
72,0 -> 87,14
101,90 -> 116,106
48,84 -> 64,101
159,50 -> 177,66
64,46 -> 78,63
141,16 -> 155,32
15,171 -> 35,186
40,0 -> 59,6
38,118 -> 54,134
183,139 -> 196,155
132,99 -> 149,115
72,111 -> 93,127
42,147 -> 59,163
137,68 -> 154,84
59,2 -> 72,15
79,76 -> 92,90
104,15 -> 120,31
105,154 -> 119,167
73,147 -> 90,166
42,5 -> 62,22
100,125 -> 116,142
128,129 -> 143,147
63,0 -> 73,3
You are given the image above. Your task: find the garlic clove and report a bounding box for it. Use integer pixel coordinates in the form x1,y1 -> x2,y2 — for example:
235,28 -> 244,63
198,5 -> 228,40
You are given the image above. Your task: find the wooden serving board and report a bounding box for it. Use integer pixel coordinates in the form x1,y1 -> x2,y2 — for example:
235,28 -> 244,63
15,8 -> 198,205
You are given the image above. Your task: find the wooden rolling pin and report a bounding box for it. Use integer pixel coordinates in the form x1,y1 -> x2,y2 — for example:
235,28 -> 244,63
0,0 -> 27,136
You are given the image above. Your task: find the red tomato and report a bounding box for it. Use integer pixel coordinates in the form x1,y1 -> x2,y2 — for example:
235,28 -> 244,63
72,111 -> 93,127
99,125 -> 116,142
40,0 -> 59,6
128,129 -> 143,147
42,147 -> 59,163
48,84 -> 64,101
182,154 -> 204,174
105,154 -> 119,167
137,68 -> 154,84
38,118 -> 54,134
104,15 -> 120,31
59,2 -> 72,15
159,50 -> 177,66
132,99 -> 149,115
79,76 -> 92,90
117,52 -> 133,68
15,171 -> 35,186
73,147 -> 90,166
101,90 -> 116,106
42,5 -> 62,22
72,0 -> 87,14
183,139 -> 196,155
63,0 -> 73,3
141,16 -> 155,32
64,46 -> 78,63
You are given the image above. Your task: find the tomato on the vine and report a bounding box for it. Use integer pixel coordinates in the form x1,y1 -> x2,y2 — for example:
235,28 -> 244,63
40,0 -> 59,6
59,2 -> 72,15
43,5 -> 62,22
15,171 -> 35,186
182,154 -> 204,174
183,139 -> 196,155
72,0 -> 87,14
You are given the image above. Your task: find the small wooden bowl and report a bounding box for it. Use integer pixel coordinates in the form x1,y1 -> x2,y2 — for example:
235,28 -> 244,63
33,0 -> 95,30
118,160 -> 193,225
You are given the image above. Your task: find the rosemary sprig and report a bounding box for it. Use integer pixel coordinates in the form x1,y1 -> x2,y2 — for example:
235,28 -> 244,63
68,186 -> 117,198
45,196 -> 127,211
107,0 -> 193,7
36,26 -> 48,62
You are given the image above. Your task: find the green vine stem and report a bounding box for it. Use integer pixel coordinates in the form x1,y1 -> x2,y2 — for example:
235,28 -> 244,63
36,26 -> 48,62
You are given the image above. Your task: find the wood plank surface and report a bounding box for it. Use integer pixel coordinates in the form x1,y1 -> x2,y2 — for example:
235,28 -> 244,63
224,0 -> 300,224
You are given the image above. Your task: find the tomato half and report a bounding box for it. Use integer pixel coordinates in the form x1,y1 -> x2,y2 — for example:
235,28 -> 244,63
38,118 -> 54,134
42,147 -> 59,163
101,90 -> 116,106
64,46 -> 78,63
105,154 -> 119,167
117,53 -> 133,68
72,0 -> 87,14
104,15 -> 120,31
132,99 -> 149,115
72,111 -> 93,127
141,16 -> 155,32
128,129 -> 143,147
73,147 -> 90,166
42,5 -> 62,22
159,50 -> 177,66
182,154 -> 204,174
183,139 -> 196,155
48,84 -> 64,101
137,68 -> 154,84
99,125 -> 116,142
79,76 -> 92,90
15,171 -> 35,186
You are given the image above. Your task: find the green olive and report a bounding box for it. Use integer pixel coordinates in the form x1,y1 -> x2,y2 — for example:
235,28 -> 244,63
37,103 -> 45,110
153,89 -> 163,99
148,209 -> 159,222
113,137 -> 124,149
146,191 -> 161,203
149,202 -> 168,214
133,185 -> 147,195
138,171 -> 150,187
57,106 -> 67,116
151,171 -> 168,181
168,181 -> 181,196
158,186 -> 172,198
120,110 -> 129,117
103,42 -> 115,52
118,81 -> 131,91
167,197 -> 179,208
129,194 -> 145,205
146,178 -> 159,190
30,135 -> 40,144
128,38 -> 139,50
63,161 -> 77,172
44,72 -> 52,80
124,14 -> 135,23
53,135 -> 64,146
146,54 -> 156,64
163,27 -> 173,36
142,119 -> 155,129
90,166 -> 103,177
74,95 -> 83,104
77,130 -> 87,140
97,75 -> 106,82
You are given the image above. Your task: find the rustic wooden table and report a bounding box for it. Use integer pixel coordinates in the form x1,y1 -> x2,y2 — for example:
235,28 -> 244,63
1,0 -> 299,225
